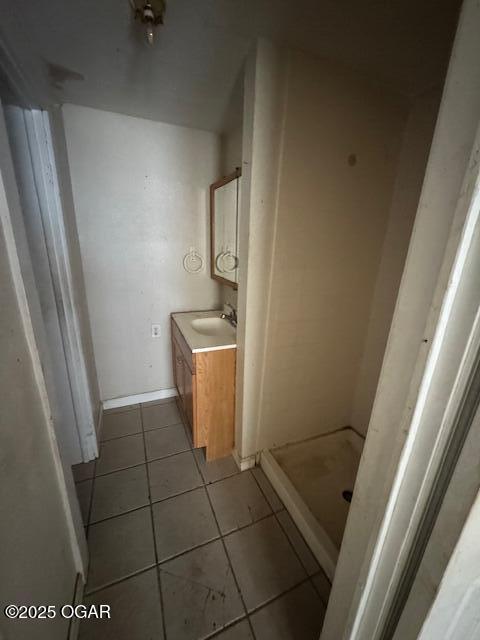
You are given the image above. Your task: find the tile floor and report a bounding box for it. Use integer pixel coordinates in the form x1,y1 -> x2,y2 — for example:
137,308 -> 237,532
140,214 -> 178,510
73,398 -> 331,640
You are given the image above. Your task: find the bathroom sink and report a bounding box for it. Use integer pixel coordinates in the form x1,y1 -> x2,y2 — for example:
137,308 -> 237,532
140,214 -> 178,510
191,317 -> 235,339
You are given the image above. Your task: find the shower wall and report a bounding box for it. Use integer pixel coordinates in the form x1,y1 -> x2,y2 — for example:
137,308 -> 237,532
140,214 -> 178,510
256,49 -> 410,450
351,89 -> 440,435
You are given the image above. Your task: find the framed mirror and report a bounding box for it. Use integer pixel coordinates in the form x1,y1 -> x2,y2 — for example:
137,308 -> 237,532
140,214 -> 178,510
210,168 -> 241,289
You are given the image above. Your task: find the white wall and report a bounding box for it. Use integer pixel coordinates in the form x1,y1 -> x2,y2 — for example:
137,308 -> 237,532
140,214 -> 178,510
63,104 -> 221,401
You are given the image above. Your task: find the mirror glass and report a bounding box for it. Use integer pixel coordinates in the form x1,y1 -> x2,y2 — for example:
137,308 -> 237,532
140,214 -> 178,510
210,169 -> 241,288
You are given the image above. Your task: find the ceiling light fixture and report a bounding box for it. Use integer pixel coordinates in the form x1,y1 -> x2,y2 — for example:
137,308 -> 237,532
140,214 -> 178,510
130,0 -> 166,45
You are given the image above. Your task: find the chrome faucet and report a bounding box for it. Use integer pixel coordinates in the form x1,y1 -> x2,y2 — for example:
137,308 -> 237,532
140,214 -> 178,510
221,303 -> 237,328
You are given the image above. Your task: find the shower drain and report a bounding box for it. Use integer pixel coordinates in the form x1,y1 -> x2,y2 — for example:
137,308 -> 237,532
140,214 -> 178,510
342,490 -> 353,503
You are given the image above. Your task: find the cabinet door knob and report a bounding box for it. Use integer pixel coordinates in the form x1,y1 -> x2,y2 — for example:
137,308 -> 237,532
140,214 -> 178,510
176,356 -> 183,364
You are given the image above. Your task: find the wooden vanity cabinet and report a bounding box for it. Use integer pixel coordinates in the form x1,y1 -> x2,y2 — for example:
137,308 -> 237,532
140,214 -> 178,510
171,316 -> 235,460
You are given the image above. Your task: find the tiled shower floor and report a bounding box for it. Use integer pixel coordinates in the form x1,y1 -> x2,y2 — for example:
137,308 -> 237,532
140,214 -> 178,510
73,398 -> 330,640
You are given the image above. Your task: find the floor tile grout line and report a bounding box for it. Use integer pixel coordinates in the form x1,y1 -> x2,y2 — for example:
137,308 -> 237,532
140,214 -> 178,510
85,418 -> 309,621
103,404 -> 141,415
203,614 -> 250,640
95,441 -> 189,478
308,574 -> 330,610
89,466 -> 212,509
103,397 -> 177,417
197,467 -> 240,486
82,432 -> 318,631
87,453 -> 270,528
93,447 -> 240,484
74,476 -> 96,486
251,469 -> 333,590
99,429 -> 143,444
139,404 -> 168,640
190,451 -> 258,640
99,418 -> 184,446
89,490 -> 278,552
250,468 -> 330,611
143,420 -> 185,433
202,573 -> 318,639
95,460 -> 147,478
155,510 -> 278,566
88,502 -> 276,554
84,457 -> 98,539
157,532 -> 223,565
250,467 -> 284,514
140,398 -> 181,429
84,562 -> 158,597
67,572 -> 81,639
250,469 -> 312,578
246,574 -> 314,617
88,502 -> 152,527
84,557 -> 317,611
146,444 -> 192,465
318,565 -> 332,586
215,510 -> 275,539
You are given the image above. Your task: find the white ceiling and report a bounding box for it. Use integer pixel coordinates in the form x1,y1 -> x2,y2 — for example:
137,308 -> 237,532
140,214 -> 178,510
0,0 -> 461,132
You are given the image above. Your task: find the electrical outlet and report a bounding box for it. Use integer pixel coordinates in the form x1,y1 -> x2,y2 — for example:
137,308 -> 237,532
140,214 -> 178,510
151,324 -> 161,338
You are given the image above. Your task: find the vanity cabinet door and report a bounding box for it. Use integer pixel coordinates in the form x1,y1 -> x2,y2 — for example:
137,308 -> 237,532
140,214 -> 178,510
183,362 -> 196,441
173,339 -> 185,406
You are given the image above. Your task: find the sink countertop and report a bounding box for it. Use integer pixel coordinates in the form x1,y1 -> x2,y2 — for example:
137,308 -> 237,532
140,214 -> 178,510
172,310 -> 237,353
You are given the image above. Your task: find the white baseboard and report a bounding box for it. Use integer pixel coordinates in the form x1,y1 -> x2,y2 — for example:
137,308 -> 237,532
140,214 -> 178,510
232,448 -> 256,471
103,387 -> 177,411
260,449 -> 338,581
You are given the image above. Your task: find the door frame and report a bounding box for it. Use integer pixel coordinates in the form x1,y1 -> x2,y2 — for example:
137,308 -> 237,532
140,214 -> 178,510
416,486 -> 480,640
346,120 -> 480,639
0,98 -> 88,578
24,109 -> 98,461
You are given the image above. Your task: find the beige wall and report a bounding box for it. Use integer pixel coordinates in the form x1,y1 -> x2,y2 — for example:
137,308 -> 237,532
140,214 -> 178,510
323,1 -> 480,634
221,125 -> 243,177
256,49 -> 408,450
235,41 -> 290,461
351,89 -> 440,435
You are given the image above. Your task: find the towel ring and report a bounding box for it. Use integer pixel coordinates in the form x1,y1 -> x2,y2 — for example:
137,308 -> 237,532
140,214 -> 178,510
215,251 -> 238,274
183,248 -> 204,273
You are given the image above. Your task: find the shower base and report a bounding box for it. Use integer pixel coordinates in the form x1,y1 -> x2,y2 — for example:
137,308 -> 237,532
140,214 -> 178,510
261,427 -> 363,580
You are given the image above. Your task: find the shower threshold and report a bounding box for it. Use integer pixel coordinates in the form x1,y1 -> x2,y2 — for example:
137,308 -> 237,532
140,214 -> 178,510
261,427 -> 364,581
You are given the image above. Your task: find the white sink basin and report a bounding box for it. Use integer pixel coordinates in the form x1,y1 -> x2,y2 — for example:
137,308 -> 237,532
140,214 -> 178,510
191,317 -> 235,339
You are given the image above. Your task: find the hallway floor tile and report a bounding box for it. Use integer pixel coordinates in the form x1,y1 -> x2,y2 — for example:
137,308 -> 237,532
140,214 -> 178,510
74,400 -> 330,639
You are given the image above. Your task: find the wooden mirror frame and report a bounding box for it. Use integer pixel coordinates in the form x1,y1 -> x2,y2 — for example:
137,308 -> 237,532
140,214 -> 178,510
210,167 -> 241,289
